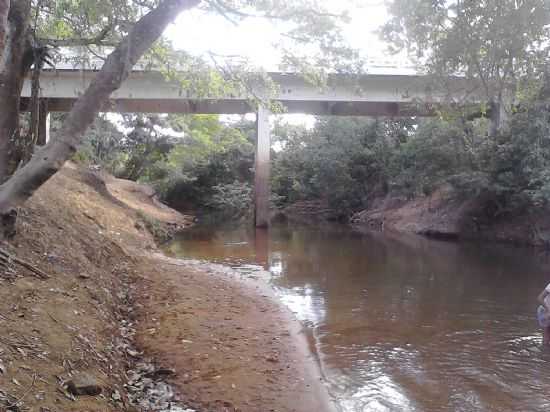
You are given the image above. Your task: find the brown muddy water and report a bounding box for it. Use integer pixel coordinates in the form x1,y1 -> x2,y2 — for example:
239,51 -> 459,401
163,221 -> 550,412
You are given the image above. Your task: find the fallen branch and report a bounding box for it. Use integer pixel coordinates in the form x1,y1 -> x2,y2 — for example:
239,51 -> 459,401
0,248 -> 49,279
46,311 -> 60,323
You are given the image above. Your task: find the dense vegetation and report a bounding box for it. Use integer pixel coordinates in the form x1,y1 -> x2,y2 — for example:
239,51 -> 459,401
272,106 -> 550,218
75,95 -> 550,223
75,114 -> 256,217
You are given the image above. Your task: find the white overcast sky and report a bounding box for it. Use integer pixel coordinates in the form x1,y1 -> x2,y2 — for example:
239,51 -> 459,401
165,0 -> 410,72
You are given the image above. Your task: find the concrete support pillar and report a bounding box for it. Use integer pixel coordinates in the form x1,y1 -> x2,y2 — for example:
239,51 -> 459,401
37,99 -> 50,146
254,106 -> 271,228
254,228 -> 269,269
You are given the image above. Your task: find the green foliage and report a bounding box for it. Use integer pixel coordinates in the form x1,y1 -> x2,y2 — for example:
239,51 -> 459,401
382,0 -> 550,99
148,115 -> 255,212
483,104 -> 550,209
382,0 -> 550,136
206,181 -> 253,218
33,0 -> 157,60
116,115 -> 175,181
389,119 -> 472,197
409,105 -> 550,213
271,117 -> 414,215
71,114 -> 125,169
76,107 -> 550,223
272,104 -> 550,217
72,114 -> 176,183
136,210 -> 172,243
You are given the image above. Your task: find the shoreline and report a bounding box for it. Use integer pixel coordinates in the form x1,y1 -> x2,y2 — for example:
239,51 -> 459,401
136,253 -> 338,412
0,165 -> 337,412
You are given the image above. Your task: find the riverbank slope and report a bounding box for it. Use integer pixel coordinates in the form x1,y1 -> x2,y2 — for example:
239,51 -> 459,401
0,163 -> 333,412
350,186 -> 550,246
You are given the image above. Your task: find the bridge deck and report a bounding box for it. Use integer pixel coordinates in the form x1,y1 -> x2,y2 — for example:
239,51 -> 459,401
22,70 -> 471,116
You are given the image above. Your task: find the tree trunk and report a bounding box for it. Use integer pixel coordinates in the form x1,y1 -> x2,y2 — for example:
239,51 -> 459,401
36,99 -> 49,146
20,57 -> 43,164
0,0 -> 200,240
0,0 -> 31,183
538,68 -> 550,101
488,91 -> 510,138
0,0 -> 9,63
488,99 -> 501,138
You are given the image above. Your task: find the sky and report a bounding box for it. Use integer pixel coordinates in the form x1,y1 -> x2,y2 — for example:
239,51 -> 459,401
165,0 -> 411,73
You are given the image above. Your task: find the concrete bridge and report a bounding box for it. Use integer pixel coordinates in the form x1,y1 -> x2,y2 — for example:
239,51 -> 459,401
22,69 -> 473,227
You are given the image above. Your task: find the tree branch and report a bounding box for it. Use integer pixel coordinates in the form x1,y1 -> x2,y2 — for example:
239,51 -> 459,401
206,0 -> 340,21
206,0 -> 239,25
473,58 -> 490,100
39,24 -> 115,47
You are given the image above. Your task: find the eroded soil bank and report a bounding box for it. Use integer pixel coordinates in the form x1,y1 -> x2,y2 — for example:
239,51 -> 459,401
350,186 -> 550,246
0,163 -> 334,412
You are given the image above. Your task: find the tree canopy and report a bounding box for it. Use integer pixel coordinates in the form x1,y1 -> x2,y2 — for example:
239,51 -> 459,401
382,0 -> 550,133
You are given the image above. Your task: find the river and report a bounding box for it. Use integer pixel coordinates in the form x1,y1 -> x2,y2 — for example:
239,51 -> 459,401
163,221 -> 550,412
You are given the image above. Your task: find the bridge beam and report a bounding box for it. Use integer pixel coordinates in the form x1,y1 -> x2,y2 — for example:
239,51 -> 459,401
254,106 -> 271,228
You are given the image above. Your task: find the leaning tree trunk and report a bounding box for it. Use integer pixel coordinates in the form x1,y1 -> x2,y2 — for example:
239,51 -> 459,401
0,0 -> 9,68
0,0 -> 32,183
0,0 -> 201,239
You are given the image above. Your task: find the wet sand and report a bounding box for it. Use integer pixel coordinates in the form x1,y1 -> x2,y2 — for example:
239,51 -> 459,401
134,254 -> 337,412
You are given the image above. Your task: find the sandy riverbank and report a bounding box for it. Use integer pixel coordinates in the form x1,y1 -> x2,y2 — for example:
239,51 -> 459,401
135,253 -> 336,412
0,163 -> 335,412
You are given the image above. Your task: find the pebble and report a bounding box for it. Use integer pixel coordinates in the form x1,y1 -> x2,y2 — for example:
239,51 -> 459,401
127,360 -> 195,411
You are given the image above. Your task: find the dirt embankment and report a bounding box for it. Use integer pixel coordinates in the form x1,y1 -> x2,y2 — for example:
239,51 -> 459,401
1,163 -> 334,412
351,186 -> 550,246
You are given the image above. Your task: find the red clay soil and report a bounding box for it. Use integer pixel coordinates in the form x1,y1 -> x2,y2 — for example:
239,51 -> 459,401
0,162 -> 334,412
352,185 -> 550,246
1,163 -> 153,412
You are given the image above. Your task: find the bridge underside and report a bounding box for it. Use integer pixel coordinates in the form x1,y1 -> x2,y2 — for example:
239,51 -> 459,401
21,97 -> 436,116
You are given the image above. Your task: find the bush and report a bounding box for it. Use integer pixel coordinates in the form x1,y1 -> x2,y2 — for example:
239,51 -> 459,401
206,182 -> 253,218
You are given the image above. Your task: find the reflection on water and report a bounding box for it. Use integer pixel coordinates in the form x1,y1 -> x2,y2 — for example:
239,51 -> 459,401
164,221 -> 550,412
